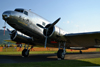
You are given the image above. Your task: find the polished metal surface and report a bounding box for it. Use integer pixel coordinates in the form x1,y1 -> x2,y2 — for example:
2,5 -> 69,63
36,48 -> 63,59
2,8 -> 100,49
2,8 -> 66,47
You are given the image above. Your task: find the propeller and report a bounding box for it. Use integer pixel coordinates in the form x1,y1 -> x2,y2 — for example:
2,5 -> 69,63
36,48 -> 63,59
44,28 -> 48,48
37,24 -> 46,29
7,28 -> 16,35
48,18 -> 61,29
7,28 -> 12,35
37,18 -> 61,48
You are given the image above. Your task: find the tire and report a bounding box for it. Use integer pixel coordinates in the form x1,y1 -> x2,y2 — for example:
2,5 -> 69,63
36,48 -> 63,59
22,49 -> 29,57
80,50 -> 82,54
57,49 -> 65,59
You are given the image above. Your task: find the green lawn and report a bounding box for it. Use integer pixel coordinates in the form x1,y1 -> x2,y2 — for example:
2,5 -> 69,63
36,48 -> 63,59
0,58 -> 100,67
0,49 -> 100,67
0,51 -> 57,55
0,52 -> 100,67
78,58 -> 100,65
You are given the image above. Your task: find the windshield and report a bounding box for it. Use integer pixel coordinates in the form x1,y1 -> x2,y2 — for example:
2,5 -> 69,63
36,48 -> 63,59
14,9 -> 28,15
15,9 -> 24,13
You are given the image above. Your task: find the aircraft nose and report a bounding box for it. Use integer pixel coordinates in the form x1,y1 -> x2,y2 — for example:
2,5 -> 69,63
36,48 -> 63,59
2,11 -> 11,20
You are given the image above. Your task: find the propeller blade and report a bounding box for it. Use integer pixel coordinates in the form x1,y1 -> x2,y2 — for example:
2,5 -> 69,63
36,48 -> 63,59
7,28 -> 12,35
7,28 -> 10,32
48,18 -> 61,29
37,24 -> 46,29
44,29 -> 48,48
44,36 -> 47,48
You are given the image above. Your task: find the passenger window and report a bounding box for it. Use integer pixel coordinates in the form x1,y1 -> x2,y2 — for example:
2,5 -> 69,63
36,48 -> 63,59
24,11 -> 28,15
42,22 -> 45,26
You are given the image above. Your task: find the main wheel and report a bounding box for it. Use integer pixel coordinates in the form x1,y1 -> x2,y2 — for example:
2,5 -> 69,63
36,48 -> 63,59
80,50 -> 82,54
57,49 -> 65,59
22,49 -> 29,57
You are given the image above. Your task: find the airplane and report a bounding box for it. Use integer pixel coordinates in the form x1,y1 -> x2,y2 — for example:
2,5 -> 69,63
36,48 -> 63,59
2,8 -> 100,59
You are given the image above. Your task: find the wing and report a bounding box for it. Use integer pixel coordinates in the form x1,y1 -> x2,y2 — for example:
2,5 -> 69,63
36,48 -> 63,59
4,40 -> 25,44
64,31 -> 100,48
4,40 -> 16,43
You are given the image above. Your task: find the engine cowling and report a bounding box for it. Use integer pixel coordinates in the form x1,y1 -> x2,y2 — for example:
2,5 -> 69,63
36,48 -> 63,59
10,30 -> 33,44
43,24 -> 66,42
43,24 -> 55,37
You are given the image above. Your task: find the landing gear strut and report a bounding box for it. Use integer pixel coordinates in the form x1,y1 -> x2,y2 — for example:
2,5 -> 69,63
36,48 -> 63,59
57,42 -> 66,60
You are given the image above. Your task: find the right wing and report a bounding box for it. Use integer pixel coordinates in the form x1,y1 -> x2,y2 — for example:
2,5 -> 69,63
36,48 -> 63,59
64,31 -> 100,48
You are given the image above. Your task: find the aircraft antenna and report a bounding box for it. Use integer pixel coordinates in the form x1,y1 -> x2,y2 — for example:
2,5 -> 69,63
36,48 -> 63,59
29,9 -> 31,11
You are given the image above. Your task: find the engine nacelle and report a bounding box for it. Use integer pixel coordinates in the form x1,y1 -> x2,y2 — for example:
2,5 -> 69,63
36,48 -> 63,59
43,24 -> 55,37
10,30 -> 34,44
43,24 -> 66,41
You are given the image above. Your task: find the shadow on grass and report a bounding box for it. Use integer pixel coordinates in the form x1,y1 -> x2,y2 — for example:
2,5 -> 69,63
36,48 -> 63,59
0,54 -> 100,67
0,59 -> 99,67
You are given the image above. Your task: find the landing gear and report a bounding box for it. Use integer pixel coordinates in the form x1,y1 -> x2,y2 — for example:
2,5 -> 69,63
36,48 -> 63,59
22,44 -> 30,57
80,50 -> 82,54
22,49 -> 29,57
57,49 -> 65,59
57,42 -> 66,60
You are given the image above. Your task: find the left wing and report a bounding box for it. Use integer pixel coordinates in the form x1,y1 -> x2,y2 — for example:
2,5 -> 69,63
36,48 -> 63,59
64,31 -> 100,48
4,40 -> 16,43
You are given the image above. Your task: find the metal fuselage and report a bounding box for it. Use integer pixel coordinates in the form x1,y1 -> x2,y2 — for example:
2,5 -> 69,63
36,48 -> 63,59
2,8 -> 67,47
3,8 -> 100,51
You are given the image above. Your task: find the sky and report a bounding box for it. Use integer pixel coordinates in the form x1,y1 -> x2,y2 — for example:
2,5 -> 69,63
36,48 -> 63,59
0,0 -> 100,33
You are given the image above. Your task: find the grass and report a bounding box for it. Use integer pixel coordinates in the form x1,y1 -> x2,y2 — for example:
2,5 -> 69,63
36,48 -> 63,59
0,51 -> 80,55
0,52 -> 100,67
0,51 -> 57,55
0,48 -> 100,67
0,58 -> 100,67
78,58 -> 100,65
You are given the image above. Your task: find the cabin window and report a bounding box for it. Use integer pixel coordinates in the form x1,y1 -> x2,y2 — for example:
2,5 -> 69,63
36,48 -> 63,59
42,22 -> 45,26
24,11 -> 28,15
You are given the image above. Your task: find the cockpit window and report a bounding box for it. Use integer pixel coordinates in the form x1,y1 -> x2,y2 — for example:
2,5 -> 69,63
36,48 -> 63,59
15,9 -> 28,16
24,11 -> 28,15
15,9 -> 24,13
